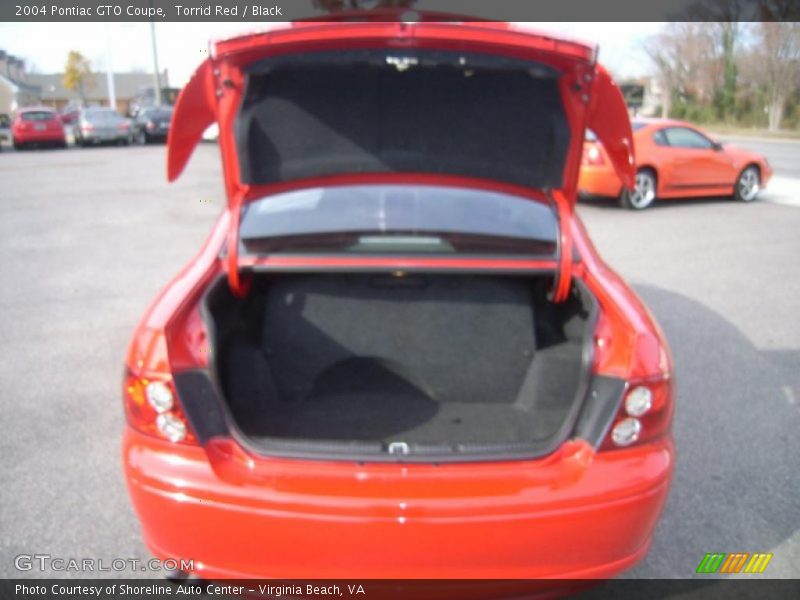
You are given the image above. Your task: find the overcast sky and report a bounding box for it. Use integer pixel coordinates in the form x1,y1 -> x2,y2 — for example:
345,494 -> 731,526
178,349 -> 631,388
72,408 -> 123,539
0,21 -> 663,86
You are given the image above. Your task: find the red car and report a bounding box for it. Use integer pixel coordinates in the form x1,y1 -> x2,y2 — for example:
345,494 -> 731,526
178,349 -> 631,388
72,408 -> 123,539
579,118 -> 773,209
11,107 -> 67,149
123,14 -> 674,581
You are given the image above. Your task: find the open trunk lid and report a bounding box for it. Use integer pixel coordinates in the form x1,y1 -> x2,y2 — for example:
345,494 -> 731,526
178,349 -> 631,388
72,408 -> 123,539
167,16 -> 634,299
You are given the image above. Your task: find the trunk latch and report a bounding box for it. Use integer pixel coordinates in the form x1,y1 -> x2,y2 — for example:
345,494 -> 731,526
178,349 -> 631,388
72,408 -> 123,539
387,442 -> 410,456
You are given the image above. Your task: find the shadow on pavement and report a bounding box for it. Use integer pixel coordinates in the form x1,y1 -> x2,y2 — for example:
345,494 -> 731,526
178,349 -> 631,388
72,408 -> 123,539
622,285 -> 800,581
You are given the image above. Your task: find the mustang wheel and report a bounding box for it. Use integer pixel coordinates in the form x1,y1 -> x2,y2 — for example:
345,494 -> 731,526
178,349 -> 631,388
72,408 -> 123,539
620,169 -> 657,210
734,166 -> 761,202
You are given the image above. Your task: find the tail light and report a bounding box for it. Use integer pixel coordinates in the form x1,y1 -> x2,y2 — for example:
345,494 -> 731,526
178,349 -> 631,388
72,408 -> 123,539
601,377 -> 674,450
581,143 -> 606,166
123,370 -> 198,445
146,121 -> 156,131
118,122 -> 130,130
82,123 -> 94,132
592,309 -> 674,451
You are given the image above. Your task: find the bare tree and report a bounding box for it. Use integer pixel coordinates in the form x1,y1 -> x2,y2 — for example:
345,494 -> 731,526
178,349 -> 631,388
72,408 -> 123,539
685,0 -> 746,119
752,21 -> 800,130
645,23 -> 716,118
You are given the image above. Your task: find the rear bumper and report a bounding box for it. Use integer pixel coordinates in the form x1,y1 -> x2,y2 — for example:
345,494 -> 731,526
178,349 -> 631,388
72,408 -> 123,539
80,131 -> 129,143
13,130 -> 65,143
145,128 -> 169,139
578,166 -> 623,198
123,428 -> 673,579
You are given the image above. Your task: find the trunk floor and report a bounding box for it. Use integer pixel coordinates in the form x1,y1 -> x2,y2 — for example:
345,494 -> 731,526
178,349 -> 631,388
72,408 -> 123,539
239,392 -> 563,446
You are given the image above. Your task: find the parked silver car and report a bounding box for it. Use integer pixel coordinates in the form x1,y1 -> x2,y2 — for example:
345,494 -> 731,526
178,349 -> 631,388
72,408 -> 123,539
74,107 -> 132,146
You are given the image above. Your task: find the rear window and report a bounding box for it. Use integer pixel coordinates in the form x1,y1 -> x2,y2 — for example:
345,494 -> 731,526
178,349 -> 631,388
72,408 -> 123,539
239,185 -> 558,257
632,121 -> 648,131
21,111 -> 56,122
85,109 -> 121,122
143,108 -> 172,119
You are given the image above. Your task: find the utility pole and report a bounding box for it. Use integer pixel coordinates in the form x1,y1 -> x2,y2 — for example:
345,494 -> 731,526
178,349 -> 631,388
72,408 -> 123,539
105,24 -> 117,111
149,0 -> 162,106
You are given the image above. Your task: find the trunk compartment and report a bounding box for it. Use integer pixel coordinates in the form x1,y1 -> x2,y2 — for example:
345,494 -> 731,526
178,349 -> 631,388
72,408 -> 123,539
203,272 -> 596,460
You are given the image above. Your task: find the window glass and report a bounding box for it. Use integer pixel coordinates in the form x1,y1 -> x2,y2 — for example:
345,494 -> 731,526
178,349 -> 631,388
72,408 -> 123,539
239,184 -> 558,257
85,109 -> 120,121
142,108 -> 172,120
21,111 -> 56,122
663,127 -> 713,149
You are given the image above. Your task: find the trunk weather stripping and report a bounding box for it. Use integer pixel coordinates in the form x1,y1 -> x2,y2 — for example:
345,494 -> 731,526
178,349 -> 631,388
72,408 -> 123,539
550,189 -> 574,303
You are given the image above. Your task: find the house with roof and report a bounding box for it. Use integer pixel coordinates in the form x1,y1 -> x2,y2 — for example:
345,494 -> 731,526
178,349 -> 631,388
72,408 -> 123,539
28,69 -> 170,116
0,50 -> 42,114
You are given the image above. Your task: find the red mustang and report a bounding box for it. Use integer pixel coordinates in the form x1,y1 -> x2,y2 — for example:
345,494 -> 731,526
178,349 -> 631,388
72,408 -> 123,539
579,118 -> 773,209
123,14 -> 674,581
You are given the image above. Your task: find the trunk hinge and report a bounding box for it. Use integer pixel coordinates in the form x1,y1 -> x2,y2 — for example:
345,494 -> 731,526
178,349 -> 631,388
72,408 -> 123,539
551,189 -> 574,303
226,186 -> 251,298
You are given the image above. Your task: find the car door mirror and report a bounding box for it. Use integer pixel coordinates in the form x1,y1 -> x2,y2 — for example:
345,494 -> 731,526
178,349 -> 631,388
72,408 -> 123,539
711,141 -> 724,151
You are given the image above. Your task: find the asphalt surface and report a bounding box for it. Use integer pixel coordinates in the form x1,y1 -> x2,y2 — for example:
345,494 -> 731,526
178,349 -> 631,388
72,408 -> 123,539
0,140 -> 799,583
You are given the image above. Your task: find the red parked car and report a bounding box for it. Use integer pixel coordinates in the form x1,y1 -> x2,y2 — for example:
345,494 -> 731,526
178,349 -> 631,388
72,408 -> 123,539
11,107 -> 66,149
123,15 -> 674,581
579,118 -> 773,209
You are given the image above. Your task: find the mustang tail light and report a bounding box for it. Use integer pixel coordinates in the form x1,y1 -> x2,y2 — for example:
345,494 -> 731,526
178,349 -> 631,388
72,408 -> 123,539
123,370 -> 197,445
581,143 -> 606,166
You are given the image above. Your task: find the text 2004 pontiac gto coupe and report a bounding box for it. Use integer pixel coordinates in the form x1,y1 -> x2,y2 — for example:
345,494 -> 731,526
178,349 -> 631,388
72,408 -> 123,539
122,14 -> 674,580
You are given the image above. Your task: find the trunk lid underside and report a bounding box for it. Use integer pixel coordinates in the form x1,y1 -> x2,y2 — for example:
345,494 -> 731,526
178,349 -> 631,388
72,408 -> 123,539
166,22 -> 634,298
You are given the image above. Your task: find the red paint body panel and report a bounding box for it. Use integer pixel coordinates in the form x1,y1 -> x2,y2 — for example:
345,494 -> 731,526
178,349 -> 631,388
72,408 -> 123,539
586,67 -> 635,190
126,15 -> 674,580
579,119 -> 773,201
124,428 -> 672,579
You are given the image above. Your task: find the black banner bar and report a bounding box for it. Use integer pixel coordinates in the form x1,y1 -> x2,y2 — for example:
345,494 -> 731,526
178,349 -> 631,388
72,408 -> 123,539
2,579 -> 800,600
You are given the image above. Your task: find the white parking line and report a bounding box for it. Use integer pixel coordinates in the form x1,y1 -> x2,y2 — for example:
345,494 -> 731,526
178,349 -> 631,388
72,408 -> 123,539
762,176 -> 800,207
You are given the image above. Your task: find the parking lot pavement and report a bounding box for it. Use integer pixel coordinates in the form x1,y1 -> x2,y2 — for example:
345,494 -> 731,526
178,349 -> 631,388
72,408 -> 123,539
1,144 -> 799,580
